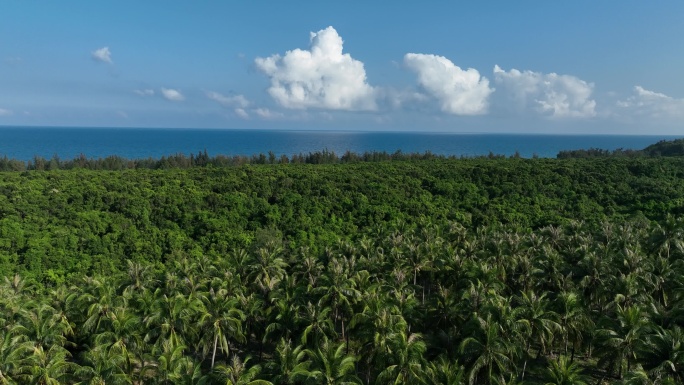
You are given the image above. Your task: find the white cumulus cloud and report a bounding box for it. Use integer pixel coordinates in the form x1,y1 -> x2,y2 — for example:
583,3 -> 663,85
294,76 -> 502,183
404,53 -> 493,115
0,108 -> 12,116
160,88 -> 185,102
617,86 -> 684,120
91,47 -> 113,64
134,89 -> 155,96
255,26 -> 376,111
493,65 -> 596,118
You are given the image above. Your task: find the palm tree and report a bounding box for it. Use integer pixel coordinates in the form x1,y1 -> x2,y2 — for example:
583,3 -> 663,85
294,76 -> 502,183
1,274 -> 33,321
76,344 -> 133,385
577,248 -> 612,313
87,305 -> 142,381
531,245 -> 566,293
265,339 -> 309,385
649,256 -> 676,309
154,340 -> 195,385
615,369 -> 659,385
18,303 -> 74,350
317,257 -> 360,343
462,262 -> 504,314
459,315 -> 515,385
225,249 -> 254,287
596,304 -> 650,379
376,331 -> 427,385
24,345 -> 77,385
650,214 -> 684,260
121,260 -> 158,296
250,245 -> 288,297
544,356 -> 589,385
263,275 -> 304,344
425,355 -> 465,385
514,290 -> 561,361
71,276 -> 124,336
301,338 -> 361,385
403,241 -> 431,288
556,291 -> 592,362
428,284 -> 466,356
197,288 -> 245,368
349,289 -> 405,383
509,249 -> 542,294
296,251 -> 323,289
387,267 -> 420,334
210,355 -> 272,385
0,326 -> 33,385
237,292 -> 268,361
637,326 -> 684,384
144,289 -> 203,352
300,302 -> 336,347
615,245 -> 654,307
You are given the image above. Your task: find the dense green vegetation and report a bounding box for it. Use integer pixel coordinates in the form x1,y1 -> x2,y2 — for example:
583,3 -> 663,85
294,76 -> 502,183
2,154 -> 684,384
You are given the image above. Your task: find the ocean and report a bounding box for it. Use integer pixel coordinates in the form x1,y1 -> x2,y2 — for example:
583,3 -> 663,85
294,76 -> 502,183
0,126 -> 680,161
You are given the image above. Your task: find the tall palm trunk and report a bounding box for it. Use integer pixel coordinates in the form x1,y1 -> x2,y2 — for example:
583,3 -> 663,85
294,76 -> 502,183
211,333 -> 218,368
522,340 -> 531,381
571,343 -> 576,363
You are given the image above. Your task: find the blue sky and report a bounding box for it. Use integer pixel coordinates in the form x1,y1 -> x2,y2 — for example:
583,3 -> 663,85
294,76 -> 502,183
1,2 -> 683,133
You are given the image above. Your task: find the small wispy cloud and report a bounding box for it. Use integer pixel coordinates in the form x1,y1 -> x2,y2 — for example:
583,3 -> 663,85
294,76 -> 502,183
617,86 -> 684,120
254,108 -> 284,119
91,47 -> 113,64
0,108 -> 13,116
4,57 -> 22,66
206,91 -> 250,108
234,108 -> 249,119
206,91 -> 252,119
134,89 -> 155,96
160,88 -> 184,102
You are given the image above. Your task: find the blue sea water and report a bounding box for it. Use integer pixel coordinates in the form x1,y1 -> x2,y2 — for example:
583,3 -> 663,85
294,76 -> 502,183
0,126 -> 680,161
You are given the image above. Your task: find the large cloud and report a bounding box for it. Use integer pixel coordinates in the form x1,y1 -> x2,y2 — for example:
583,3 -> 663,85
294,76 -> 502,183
91,47 -> 113,64
617,86 -> 684,120
493,65 -> 596,118
255,26 -> 376,111
404,53 -> 493,115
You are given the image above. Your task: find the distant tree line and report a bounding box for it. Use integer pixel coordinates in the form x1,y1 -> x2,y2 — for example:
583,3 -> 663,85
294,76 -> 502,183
0,149 -> 518,172
0,138 -> 681,171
